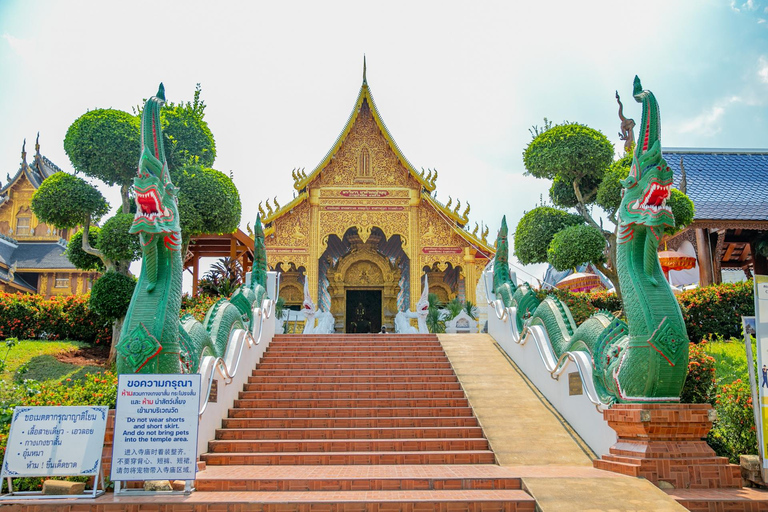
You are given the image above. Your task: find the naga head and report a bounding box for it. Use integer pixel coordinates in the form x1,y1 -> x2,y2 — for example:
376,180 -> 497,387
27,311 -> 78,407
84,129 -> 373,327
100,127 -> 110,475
495,216 -> 509,266
251,214 -> 268,290
416,272 -> 430,318
618,77 -> 674,233
301,276 -> 316,317
129,83 -> 181,246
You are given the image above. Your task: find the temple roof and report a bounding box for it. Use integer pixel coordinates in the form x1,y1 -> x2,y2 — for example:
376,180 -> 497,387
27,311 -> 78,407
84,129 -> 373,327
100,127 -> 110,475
0,135 -> 62,207
665,148 -> 768,222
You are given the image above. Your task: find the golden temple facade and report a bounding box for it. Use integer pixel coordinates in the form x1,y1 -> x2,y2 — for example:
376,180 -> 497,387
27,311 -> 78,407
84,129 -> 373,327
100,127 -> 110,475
261,71 -> 494,332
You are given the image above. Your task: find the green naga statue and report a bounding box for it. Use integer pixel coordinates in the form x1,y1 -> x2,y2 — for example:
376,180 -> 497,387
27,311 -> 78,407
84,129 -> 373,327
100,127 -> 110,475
493,77 -> 688,403
116,84 -> 269,374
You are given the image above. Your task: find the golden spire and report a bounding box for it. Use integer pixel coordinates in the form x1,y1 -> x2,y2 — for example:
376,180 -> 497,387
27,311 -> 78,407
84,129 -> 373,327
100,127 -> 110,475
362,55 -> 367,85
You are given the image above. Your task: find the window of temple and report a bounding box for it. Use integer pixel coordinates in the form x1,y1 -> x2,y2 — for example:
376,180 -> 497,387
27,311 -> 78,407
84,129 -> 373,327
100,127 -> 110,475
16,216 -> 30,236
54,273 -> 70,288
358,148 -> 371,178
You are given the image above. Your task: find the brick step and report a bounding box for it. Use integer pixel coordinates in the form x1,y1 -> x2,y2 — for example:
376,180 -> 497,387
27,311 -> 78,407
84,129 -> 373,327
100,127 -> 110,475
271,335 -> 438,341
193,464 -> 524,492
200,450 -> 497,465
243,382 -> 463,392
268,342 -> 441,348
257,362 -> 454,370
254,369 -> 458,377
600,453 -> 734,466
260,355 -> 449,363
239,390 -> 466,400
233,398 -> 470,409
228,407 -> 476,419
208,438 -> 489,453
221,416 -> 480,429
247,375 -> 459,384
215,426 -> 485,440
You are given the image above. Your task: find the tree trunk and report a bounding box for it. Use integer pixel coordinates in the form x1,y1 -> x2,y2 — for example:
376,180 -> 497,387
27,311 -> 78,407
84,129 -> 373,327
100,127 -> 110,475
108,316 -> 125,366
120,183 -> 131,214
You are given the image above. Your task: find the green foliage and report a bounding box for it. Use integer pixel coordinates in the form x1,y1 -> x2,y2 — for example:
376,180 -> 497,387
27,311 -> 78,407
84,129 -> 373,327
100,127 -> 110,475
31,172 -> 109,228
677,281 -> 754,343
445,298 -> 464,319
667,188 -> 695,236
549,174 -> 601,208
199,257 -> 243,298
464,300 -> 478,320
180,293 -> 219,322
0,338 -> 16,374
709,378 -> 757,462
13,354 -> 101,384
547,224 -> 606,271
64,109 -> 140,188
96,213 -> 141,263
704,335 -> 752,386
680,342 -> 717,404
171,164 -> 241,241
543,288 -> 598,325
523,123 -> 614,184
89,271 -> 136,321
514,207 -> 584,265
426,293 -> 446,333
162,85 -> 216,169
595,154 -> 632,214
66,227 -> 104,271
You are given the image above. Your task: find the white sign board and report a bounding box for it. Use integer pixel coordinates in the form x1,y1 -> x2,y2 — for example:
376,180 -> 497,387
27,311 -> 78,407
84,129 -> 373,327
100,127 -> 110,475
755,276 -> 768,474
111,374 -> 200,482
1,406 -> 108,478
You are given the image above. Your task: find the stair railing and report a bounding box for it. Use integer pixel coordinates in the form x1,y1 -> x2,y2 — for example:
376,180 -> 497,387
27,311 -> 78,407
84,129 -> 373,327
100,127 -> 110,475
482,262 -> 610,411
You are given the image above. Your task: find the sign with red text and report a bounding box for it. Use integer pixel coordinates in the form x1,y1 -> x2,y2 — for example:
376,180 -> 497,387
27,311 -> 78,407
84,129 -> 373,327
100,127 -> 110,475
111,374 -> 200,481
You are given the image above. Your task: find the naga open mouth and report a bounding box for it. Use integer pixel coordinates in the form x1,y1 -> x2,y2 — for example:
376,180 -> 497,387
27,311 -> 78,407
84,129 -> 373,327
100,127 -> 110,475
135,188 -> 171,220
631,179 -> 672,215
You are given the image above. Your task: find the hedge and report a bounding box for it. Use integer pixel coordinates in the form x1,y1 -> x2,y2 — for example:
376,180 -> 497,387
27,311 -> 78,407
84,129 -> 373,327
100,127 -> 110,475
0,292 -> 110,344
543,280 -> 754,343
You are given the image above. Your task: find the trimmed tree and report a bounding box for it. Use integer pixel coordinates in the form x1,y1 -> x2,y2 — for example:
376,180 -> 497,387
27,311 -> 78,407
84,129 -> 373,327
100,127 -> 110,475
517,122 -> 693,297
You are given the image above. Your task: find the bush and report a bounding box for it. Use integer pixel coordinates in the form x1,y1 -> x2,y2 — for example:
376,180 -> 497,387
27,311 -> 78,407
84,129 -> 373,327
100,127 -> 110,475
677,281 -> 754,343
709,378 -> 757,463
89,271 -> 136,321
180,293 -> 218,322
680,342 -> 716,404
0,293 -> 110,345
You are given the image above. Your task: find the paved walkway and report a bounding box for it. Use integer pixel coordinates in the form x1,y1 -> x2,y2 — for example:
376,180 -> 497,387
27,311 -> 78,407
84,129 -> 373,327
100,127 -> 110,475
438,334 -> 687,512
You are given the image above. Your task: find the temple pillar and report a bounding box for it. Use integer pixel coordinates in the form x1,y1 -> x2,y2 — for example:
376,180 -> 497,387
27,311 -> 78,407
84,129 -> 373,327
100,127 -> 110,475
308,201 -> 320,305
695,228 -> 714,286
463,248 -> 476,305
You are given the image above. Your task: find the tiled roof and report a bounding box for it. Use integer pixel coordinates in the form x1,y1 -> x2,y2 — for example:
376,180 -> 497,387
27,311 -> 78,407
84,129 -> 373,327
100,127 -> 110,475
664,149 -> 768,221
12,241 -> 75,270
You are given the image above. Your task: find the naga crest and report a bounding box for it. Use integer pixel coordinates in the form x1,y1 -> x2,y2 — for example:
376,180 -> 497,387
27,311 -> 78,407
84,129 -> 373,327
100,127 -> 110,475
618,77 -> 674,234
129,83 -> 181,249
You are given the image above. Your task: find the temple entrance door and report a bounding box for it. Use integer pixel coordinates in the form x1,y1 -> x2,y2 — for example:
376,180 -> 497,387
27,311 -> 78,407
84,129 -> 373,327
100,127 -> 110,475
345,289 -> 382,333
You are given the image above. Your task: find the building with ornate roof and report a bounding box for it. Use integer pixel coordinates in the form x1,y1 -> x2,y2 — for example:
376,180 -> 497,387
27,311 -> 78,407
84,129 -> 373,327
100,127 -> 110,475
0,136 -> 98,295
664,148 -> 768,286
259,66 -> 494,332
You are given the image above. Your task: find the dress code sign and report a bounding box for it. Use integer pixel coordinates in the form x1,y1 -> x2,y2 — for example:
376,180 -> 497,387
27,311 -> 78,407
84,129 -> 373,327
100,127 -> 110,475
1,406 -> 108,479
111,374 -> 200,481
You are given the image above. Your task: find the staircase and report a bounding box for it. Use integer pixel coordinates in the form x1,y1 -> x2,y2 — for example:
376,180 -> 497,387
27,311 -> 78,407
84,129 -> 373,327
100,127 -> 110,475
194,333 -> 536,510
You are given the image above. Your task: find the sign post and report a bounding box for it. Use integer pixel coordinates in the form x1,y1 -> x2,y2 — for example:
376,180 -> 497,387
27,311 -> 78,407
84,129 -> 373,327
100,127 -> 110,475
754,276 -> 768,482
0,406 -> 108,498
111,374 -> 200,494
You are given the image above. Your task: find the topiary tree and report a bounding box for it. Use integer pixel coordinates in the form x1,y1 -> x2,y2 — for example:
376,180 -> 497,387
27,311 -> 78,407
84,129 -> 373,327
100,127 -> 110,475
517,121 -> 694,298
95,213 -> 141,273
170,164 -> 241,253
162,84 -> 216,170
90,270 -> 136,363
66,228 -> 104,271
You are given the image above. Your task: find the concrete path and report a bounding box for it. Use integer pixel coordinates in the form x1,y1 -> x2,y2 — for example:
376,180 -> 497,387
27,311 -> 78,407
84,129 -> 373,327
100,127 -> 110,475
438,334 -> 686,512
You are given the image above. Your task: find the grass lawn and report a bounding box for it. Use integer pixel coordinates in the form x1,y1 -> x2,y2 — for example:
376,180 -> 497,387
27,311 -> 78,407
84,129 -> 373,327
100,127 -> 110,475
703,337 -> 754,386
0,340 -> 108,384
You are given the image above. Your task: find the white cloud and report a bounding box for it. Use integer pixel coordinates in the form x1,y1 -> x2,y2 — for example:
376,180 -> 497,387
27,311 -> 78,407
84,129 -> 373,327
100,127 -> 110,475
759,56 -> 768,83
679,106 -> 726,135
2,33 -> 35,60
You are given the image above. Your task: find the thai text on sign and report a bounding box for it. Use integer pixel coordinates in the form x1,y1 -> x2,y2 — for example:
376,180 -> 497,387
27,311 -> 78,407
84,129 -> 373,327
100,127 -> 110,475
1,406 -> 108,478
111,374 -> 200,481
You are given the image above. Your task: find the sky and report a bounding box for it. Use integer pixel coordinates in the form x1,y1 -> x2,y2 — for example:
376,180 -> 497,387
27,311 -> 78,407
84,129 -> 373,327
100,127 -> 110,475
1,0 -> 768,286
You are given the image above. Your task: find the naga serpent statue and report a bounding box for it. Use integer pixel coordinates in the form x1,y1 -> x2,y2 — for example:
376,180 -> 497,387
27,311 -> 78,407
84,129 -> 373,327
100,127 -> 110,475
116,84 -> 269,374
493,77 -> 688,403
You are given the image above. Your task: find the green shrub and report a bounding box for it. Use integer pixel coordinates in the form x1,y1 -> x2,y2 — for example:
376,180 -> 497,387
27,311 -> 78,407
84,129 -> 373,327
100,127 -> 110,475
709,378 -> 757,463
90,271 -> 136,321
0,293 -> 110,345
677,281 -> 754,343
680,342 -> 716,404
180,293 -> 218,322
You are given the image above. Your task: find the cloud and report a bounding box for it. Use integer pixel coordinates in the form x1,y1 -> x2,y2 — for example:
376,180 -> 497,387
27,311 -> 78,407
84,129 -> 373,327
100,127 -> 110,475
2,33 -> 35,60
759,56 -> 768,83
731,0 -> 758,11
678,106 -> 726,135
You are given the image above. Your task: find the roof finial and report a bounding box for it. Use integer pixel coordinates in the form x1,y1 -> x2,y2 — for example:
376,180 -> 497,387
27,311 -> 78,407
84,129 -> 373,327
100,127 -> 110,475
679,156 -> 688,195
20,139 -> 26,166
362,54 -> 367,85
35,132 -> 40,154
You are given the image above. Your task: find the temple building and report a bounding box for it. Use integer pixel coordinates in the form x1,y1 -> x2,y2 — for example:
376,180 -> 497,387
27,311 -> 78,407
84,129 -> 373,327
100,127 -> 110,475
260,69 -> 494,332
0,136 -> 97,295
